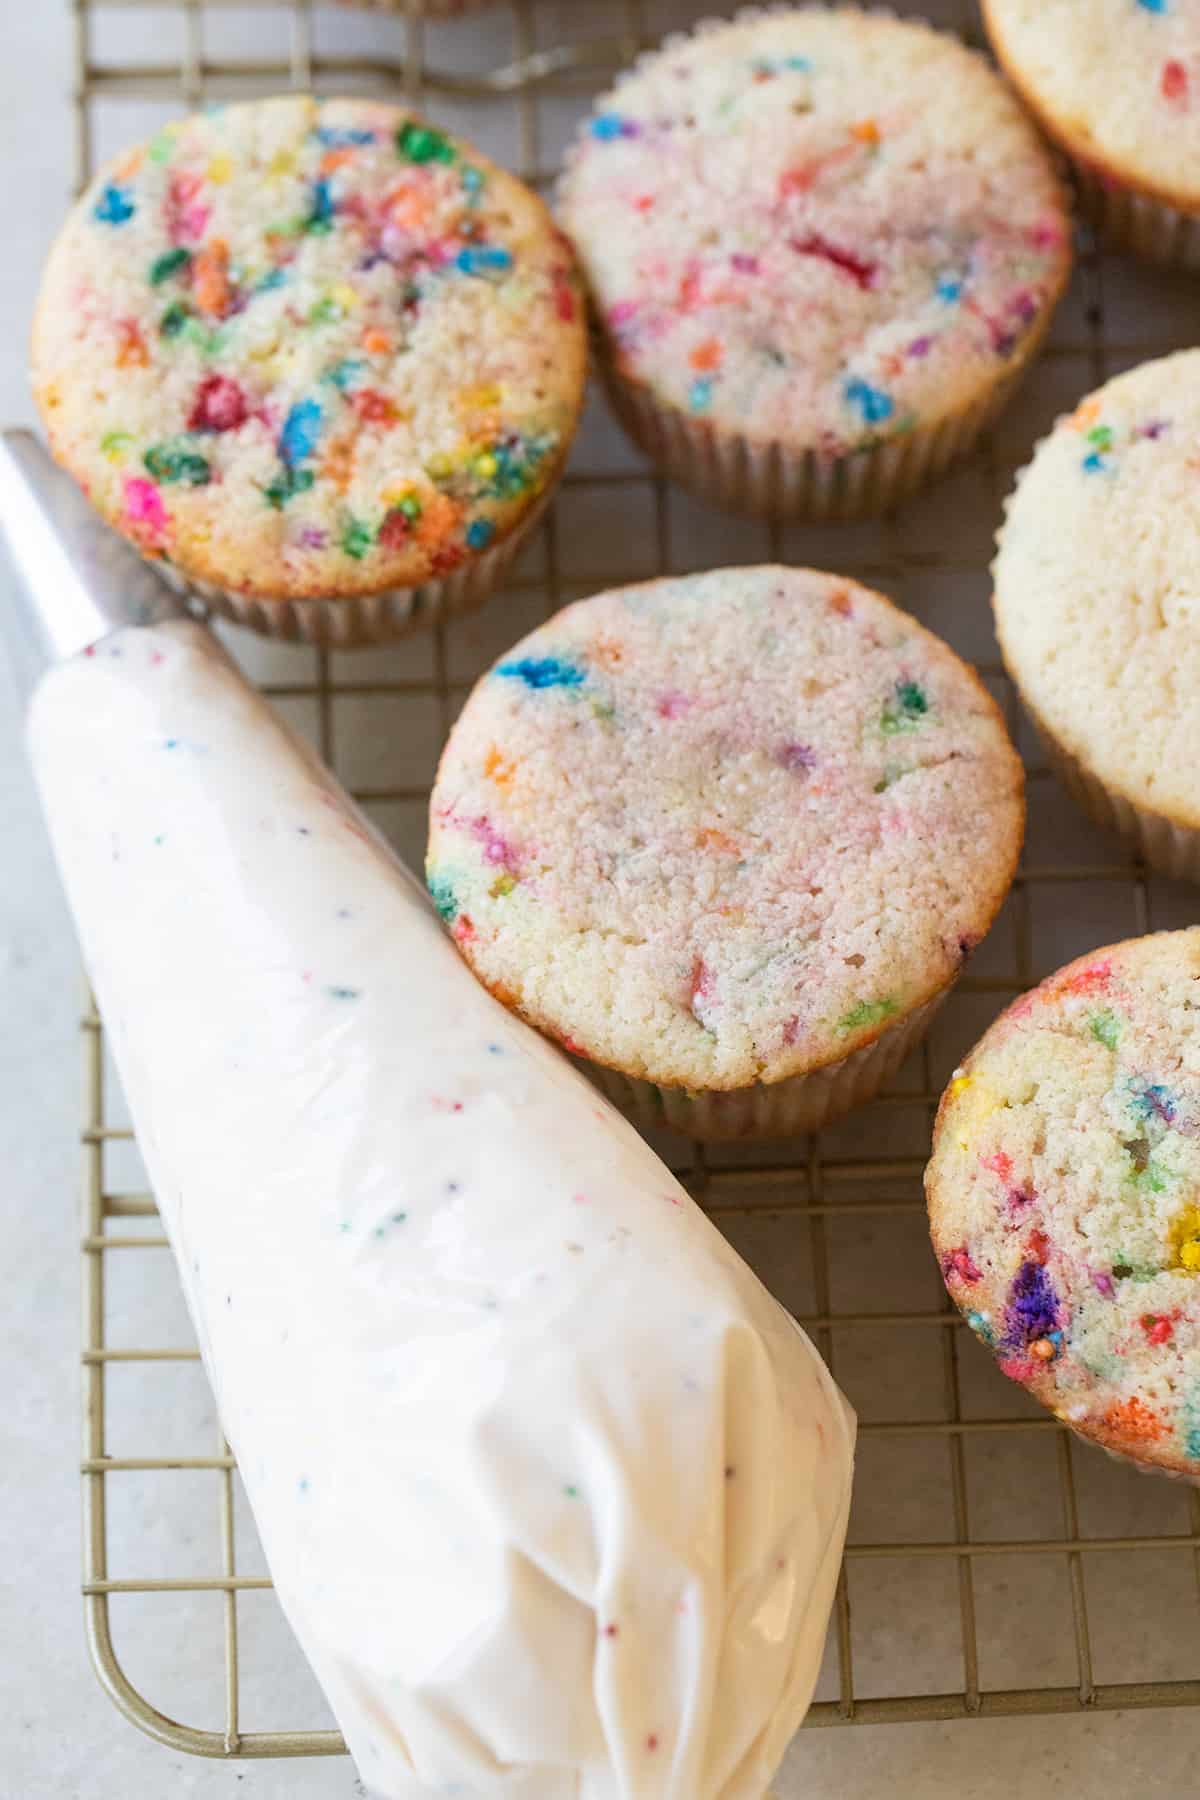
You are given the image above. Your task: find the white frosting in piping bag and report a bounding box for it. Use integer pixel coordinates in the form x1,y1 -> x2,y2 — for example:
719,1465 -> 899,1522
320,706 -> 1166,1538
29,619 -> 855,1799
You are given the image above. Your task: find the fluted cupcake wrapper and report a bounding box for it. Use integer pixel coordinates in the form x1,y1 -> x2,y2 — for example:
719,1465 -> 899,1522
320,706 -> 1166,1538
594,328 -> 1050,523
577,989 -> 948,1143
150,483 -> 554,650
1071,163 -> 1200,273
1029,705 -> 1200,887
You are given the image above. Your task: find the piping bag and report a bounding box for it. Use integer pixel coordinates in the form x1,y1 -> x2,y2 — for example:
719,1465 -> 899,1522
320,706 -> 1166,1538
0,430 -> 855,1799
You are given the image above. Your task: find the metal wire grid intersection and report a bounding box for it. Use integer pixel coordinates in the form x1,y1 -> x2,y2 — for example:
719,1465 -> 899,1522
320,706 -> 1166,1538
72,0 -> 1200,1768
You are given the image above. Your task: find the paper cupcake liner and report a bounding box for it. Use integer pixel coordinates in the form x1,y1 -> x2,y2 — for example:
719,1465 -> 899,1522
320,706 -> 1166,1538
594,331 -> 1049,523
151,485 -> 553,650
1070,162 -> 1200,272
579,990 -> 948,1142
1028,706 -> 1200,886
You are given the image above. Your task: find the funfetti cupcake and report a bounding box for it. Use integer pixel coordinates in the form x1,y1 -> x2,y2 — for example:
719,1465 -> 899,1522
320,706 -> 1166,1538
557,8 -> 1072,522
993,350 -> 1200,883
985,0 -> 1200,268
32,96 -> 587,648
426,566 -> 1025,1141
929,930 -> 1200,1482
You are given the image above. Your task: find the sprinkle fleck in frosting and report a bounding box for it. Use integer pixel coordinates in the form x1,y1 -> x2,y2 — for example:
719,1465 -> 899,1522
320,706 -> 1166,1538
33,95 -> 587,604
928,929 -> 1200,1479
558,8 -> 1071,455
993,349 -> 1200,833
427,567 -> 1025,1092
985,0 -> 1200,213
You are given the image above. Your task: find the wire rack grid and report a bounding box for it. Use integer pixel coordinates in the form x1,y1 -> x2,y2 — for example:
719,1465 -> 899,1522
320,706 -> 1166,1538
70,0 -> 1200,1776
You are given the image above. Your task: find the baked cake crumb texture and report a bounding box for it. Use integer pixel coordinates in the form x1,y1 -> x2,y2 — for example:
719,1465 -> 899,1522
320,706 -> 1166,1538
993,349 -> 1200,829
428,566 -> 1023,1092
929,930 -> 1200,1475
986,0 -> 1200,209
33,95 -> 586,600
559,8 -> 1070,454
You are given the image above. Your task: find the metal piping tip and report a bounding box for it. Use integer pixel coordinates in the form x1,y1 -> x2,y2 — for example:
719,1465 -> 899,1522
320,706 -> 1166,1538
0,429 -> 193,690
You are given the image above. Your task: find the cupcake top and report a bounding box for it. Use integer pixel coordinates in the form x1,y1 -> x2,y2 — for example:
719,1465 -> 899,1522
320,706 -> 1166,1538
994,350 -> 1200,830
928,930 -> 1200,1477
557,8 -> 1071,454
984,0 -> 1200,211
32,95 -> 586,601
426,567 -> 1025,1091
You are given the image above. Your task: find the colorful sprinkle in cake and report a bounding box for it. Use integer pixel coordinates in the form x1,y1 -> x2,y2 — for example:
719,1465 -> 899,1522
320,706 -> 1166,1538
32,95 -> 586,626
928,930 -> 1200,1479
558,8 -> 1071,509
426,567 -> 1024,1125
985,1 -> 1200,228
993,350 -> 1200,874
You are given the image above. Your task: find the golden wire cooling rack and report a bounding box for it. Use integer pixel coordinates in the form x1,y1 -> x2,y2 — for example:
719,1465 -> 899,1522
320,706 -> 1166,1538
74,0 -> 1200,1771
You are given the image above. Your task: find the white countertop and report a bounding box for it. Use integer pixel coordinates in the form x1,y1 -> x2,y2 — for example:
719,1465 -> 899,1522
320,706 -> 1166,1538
2,3 -> 1199,1794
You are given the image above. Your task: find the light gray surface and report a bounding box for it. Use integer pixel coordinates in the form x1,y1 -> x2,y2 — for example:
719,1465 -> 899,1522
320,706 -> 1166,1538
2,4 -> 1200,1797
